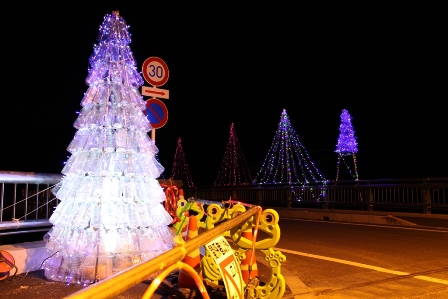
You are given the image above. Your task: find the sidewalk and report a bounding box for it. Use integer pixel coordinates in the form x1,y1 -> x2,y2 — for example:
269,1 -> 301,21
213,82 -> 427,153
0,254 -> 303,299
273,207 -> 448,230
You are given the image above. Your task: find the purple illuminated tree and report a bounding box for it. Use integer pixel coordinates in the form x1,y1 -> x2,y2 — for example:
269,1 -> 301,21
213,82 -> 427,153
214,123 -> 253,186
253,109 -> 327,185
42,11 -> 175,284
170,137 -> 195,187
335,109 -> 359,181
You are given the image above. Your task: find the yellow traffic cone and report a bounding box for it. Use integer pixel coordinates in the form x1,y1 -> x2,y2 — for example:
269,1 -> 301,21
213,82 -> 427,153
177,216 -> 202,289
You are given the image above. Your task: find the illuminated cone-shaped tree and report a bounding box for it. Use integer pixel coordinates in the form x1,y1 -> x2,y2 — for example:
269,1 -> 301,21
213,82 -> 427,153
156,153 -> 166,179
254,109 -> 327,185
43,11 -> 175,284
335,109 -> 359,181
214,123 -> 253,186
170,137 -> 195,187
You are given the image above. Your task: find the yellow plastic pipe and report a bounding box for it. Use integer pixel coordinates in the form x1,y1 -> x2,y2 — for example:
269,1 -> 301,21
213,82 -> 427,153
141,261 -> 210,299
63,205 -> 260,299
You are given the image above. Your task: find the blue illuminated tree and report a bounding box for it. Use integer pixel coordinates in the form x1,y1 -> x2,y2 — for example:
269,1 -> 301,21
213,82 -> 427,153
253,109 -> 327,185
335,109 -> 359,181
170,137 -> 195,187
214,123 -> 253,186
43,11 -> 175,284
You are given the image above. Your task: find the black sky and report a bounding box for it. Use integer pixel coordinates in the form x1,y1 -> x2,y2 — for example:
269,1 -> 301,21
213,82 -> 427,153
1,2 -> 446,186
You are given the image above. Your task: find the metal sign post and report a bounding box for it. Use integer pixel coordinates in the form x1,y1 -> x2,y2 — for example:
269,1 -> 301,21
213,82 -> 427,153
141,56 -> 170,141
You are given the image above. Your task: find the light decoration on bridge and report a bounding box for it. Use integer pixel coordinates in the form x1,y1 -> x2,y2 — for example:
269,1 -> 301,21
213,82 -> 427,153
335,109 -> 359,181
42,11 -> 175,284
253,109 -> 327,185
214,123 -> 253,186
170,137 -> 195,187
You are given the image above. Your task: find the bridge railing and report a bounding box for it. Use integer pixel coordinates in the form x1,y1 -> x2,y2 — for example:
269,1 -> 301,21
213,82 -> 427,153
2,171 -> 448,235
183,178 -> 448,214
0,171 -> 62,235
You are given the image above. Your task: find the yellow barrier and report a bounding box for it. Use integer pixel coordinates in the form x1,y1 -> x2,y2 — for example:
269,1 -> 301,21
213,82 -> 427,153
142,261 -> 209,299
63,205 -> 261,299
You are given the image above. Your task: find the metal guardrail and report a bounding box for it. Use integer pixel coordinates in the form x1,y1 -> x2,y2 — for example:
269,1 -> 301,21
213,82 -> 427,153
2,171 -> 448,236
184,178 -> 448,214
0,171 -> 62,235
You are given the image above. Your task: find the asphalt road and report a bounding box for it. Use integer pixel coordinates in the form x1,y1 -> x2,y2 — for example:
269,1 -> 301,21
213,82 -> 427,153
1,213 -> 447,298
276,218 -> 448,298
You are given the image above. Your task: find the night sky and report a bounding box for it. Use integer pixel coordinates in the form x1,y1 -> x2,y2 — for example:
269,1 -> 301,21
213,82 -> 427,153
1,2 -> 446,186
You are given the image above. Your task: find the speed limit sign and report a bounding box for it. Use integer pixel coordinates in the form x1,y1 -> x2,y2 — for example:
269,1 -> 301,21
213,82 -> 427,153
142,56 -> 169,87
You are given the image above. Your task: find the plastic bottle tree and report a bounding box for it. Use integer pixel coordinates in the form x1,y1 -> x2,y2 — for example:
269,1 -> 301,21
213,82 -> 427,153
156,153 -> 166,179
214,123 -> 253,186
170,137 -> 195,188
43,11 -> 175,284
335,109 -> 359,181
253,109 -> 327,185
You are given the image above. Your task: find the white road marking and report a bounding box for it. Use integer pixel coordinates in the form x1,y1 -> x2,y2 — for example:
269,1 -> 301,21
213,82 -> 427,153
284,218 -> 448,233
274,247 -> 448,285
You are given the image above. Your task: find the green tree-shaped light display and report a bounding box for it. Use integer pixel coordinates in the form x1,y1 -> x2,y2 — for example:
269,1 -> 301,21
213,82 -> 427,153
254,109 -> 327,185
214,123 -> 253,186
335,109 -> 359,181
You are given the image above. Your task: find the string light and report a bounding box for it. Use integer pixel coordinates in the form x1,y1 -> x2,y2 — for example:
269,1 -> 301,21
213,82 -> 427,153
335,109 -> 359,181
253,109 -> 327,186
214,123 -> 253,186
170,137 -> 195,187
43,12 -> 175,285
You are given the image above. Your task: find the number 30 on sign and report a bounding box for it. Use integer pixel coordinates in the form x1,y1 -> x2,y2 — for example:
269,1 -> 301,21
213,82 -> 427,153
142,56 -> 169,87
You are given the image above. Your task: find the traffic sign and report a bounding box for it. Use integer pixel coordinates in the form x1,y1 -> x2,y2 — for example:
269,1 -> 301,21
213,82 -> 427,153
205,236 -> 244,299
144,98 -> 168,129
142,56 -> 169,87
142,86 -> 169,99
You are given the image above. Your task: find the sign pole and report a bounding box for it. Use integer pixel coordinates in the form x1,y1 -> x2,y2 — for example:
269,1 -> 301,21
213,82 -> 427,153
141,56 -> 170,143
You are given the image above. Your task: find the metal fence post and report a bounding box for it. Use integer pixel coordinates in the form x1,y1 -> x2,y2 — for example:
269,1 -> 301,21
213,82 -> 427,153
368,189 -> 374,211
256,189 -> 262,206
287,188 -> 292,208
423,188 -> 431,214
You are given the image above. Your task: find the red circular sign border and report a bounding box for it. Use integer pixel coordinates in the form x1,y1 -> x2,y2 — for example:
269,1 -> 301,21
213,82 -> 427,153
142,57 -> 169,87
145,98 -> 168,129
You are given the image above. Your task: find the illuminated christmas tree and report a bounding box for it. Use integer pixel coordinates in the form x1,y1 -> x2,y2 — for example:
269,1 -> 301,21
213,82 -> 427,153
253,109 -> 327,185
156,153 -> 166,179
335,109 -> 359,181
43,11 -> 175,284
170,137 -> 195,187
214,123 -> 253,186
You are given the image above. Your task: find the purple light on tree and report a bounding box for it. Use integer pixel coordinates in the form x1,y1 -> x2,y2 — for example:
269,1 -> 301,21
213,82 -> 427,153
214,123 -> 253,186
170,137 -> 195,187
335,109 -> 358,155
335,109 -> 359,181
253,109 -> 327,185
42,11 -> 175,284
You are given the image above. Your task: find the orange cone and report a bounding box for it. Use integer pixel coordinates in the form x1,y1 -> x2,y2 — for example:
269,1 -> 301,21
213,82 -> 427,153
178,188 -> 185,200
240,228 -> 258,284
177,216 -> 202,289
0,250 -> 16,281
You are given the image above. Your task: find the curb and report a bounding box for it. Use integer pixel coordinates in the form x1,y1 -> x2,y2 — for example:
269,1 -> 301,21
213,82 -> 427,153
256,255 -> 316,299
